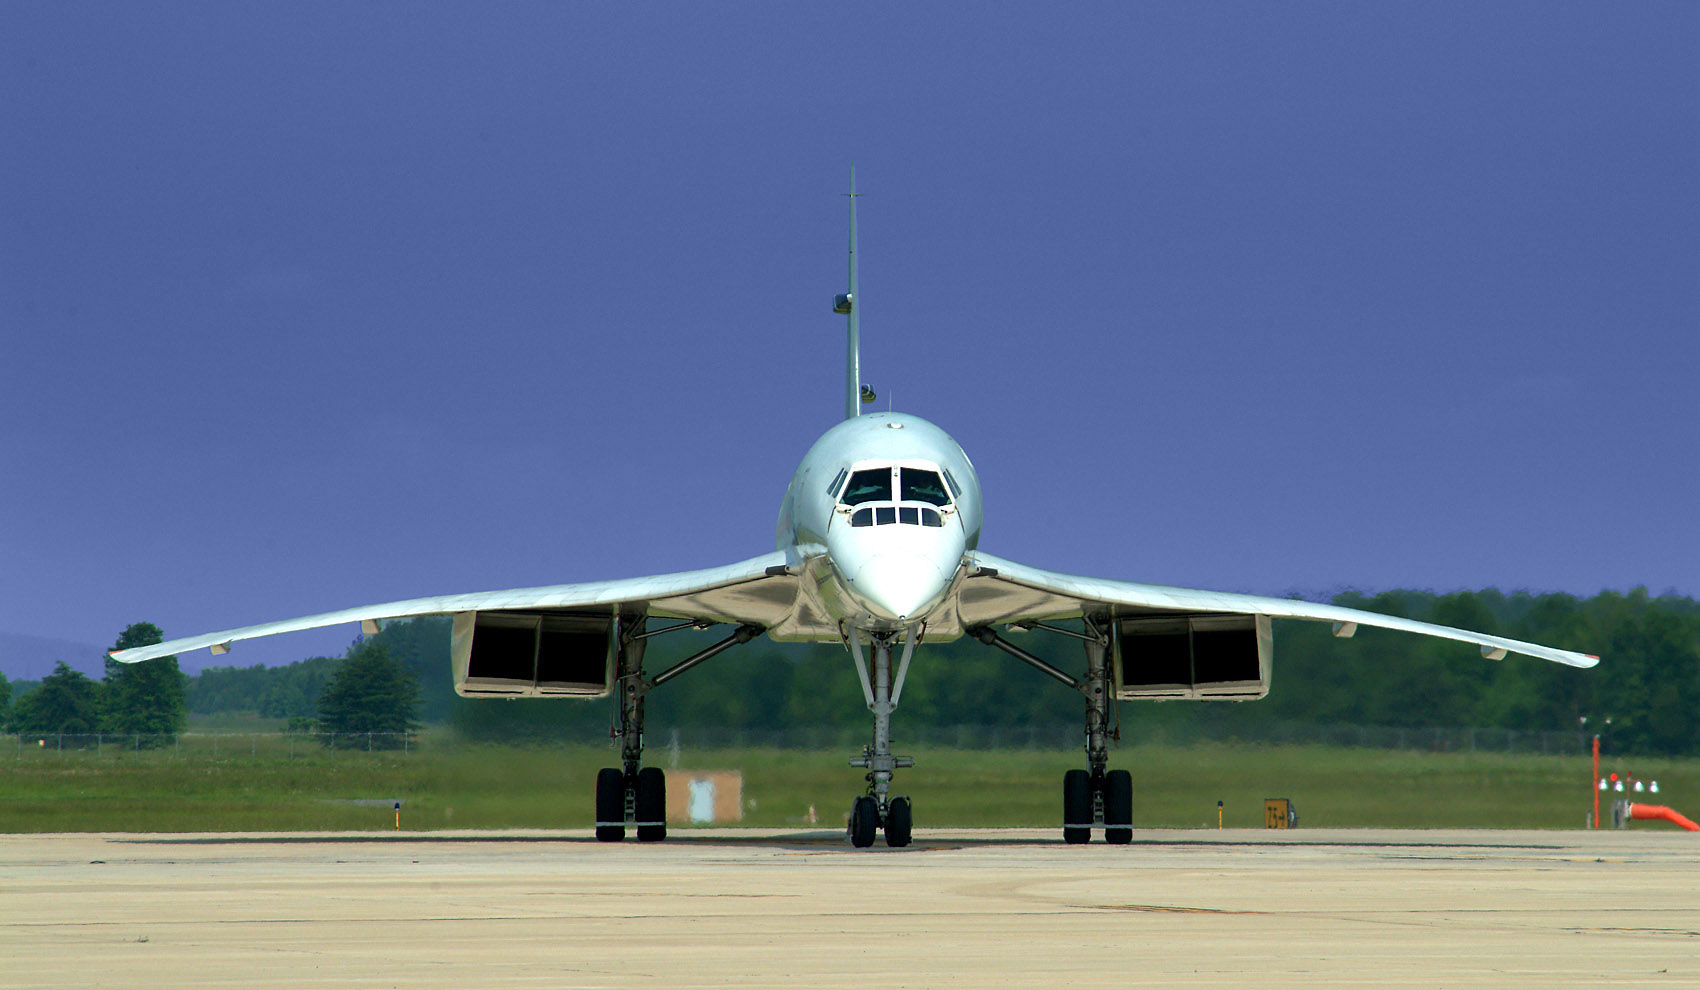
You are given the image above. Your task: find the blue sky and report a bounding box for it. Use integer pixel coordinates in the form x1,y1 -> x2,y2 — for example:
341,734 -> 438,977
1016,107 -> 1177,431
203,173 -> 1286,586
3,3 -> 1695,677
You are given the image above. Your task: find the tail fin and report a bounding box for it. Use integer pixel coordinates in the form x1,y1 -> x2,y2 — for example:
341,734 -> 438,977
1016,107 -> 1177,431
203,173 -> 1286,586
835,166 -> 864,420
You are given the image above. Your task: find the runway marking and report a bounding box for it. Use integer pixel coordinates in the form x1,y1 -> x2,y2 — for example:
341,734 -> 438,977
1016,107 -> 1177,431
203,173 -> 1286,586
1572,927 -> 1700,938
1081,904 -> 1263,915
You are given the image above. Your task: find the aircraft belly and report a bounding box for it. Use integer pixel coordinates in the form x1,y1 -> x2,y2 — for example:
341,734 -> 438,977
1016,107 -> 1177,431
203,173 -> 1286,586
791,558 -> 971,642
955,581 -> 1088,629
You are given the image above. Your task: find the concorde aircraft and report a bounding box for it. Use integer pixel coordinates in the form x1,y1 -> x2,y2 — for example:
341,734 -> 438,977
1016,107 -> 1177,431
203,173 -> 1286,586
113,173 -> 1598,847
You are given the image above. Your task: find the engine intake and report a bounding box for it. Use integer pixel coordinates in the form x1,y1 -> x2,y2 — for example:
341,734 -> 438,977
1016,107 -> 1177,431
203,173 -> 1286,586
1114,613 -> 1271,701
451,609 -> 626,698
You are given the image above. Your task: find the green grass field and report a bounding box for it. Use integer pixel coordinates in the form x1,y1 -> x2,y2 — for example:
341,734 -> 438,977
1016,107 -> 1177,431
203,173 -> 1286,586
3,730 -> 1693,833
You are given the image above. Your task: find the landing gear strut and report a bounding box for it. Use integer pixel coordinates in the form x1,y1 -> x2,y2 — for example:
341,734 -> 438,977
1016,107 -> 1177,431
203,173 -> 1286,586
593,617 -> 764,842
1079,618 -> 1132,845
595,620 -> 666,842
973,617 -> 1133,843
846,628 -> 917,847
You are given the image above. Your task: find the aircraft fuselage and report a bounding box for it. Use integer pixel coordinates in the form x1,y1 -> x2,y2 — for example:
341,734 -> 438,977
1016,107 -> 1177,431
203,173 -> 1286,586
777,412 -> 982,633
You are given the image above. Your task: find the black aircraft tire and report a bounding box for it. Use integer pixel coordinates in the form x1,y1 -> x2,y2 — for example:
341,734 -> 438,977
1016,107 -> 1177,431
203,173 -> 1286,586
1063,769 -> 1092,845
849,795 -> 879,848
635,766 -> 667,842
595,767 -> 626,842
885,796 -> 913,848
1104,769 -> 1133,845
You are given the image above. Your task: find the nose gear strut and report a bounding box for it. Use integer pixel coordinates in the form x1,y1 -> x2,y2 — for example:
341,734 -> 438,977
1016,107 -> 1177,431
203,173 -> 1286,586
845,626 -> 918,847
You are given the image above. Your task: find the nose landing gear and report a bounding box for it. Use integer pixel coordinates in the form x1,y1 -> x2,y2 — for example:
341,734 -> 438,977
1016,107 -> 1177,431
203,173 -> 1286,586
845,628 -> 918,847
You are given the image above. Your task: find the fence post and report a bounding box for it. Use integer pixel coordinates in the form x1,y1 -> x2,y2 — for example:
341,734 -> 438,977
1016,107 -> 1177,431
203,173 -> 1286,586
58,732 -> 63,753
367,731 -> 372,752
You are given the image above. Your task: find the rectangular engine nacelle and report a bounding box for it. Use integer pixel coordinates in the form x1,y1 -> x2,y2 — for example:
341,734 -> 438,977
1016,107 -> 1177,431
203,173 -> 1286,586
451,610 -> 620,698
1113,613 -> 1271,701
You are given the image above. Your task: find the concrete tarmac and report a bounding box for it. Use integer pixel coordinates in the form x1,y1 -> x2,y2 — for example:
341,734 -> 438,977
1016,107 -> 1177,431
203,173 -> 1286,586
4,828 -> 1697,988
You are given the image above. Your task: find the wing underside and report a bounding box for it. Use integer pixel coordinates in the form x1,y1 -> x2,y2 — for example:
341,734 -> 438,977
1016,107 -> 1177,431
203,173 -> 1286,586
107,550 -> 832,665
952,551 -> 1598,669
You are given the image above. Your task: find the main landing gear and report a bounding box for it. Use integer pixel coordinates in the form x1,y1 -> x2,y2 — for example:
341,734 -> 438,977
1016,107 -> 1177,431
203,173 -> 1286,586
595,618 -> 763,842
845,628 -> 917,847
595,620 -> 665,842
973,616 -> 1133,844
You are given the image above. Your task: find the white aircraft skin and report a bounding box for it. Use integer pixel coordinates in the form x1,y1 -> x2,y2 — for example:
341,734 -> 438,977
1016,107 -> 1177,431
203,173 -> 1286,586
109,171 -> 1596,846
778,411 -> 981,633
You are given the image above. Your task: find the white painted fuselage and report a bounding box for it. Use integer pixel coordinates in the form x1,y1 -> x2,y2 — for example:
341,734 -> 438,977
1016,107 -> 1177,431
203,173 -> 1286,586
776,412 -> 981,634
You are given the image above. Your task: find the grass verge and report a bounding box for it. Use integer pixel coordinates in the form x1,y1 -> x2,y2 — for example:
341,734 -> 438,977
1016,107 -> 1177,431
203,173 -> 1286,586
1,735 -> 1691,832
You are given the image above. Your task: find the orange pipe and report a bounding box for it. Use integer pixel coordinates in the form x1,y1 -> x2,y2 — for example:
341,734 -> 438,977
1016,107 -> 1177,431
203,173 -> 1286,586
1628,803 -> 1700,831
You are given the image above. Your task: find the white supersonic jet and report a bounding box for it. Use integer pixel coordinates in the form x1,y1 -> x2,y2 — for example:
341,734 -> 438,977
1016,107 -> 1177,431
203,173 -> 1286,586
113,174 -> 1598,847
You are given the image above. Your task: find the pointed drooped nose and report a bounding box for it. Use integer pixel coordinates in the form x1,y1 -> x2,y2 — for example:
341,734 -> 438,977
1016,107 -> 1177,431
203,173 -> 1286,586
849,551 -> 953,621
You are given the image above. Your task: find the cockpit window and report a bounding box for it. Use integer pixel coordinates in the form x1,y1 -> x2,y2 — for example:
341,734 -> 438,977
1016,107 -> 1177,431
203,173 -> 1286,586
941,469 -> 962,499
841,468 -> 892,505
899,468 -> 951,506
827,468 -> 848,499
846,505 -> 944,528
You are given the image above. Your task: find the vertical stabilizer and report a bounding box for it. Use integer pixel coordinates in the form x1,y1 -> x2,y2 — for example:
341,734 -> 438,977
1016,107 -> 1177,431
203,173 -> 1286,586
840,167 -> 861,420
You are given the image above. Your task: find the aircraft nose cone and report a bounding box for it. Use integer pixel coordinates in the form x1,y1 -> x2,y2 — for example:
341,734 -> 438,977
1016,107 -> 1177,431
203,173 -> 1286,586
850,552 -> 951,621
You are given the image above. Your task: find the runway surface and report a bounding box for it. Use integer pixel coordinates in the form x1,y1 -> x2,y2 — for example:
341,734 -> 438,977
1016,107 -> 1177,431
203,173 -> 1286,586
4,828 -> 1697,988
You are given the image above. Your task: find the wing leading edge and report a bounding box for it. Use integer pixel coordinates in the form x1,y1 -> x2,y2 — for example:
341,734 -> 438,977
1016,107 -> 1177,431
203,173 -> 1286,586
957,551 -> 1598,669
108,551 -> 809,665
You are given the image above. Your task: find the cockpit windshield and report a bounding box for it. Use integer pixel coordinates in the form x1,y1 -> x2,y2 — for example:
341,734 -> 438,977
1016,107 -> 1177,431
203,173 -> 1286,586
839,464 -> 954,528
841,468 -> 892,505
899,468 -> 951,506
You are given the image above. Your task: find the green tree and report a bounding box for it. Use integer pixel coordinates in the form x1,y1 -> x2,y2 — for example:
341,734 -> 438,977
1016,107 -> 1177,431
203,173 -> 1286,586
101,622 -> 188,736
0,669 -> 12,731
317,640 -> 420,743
12,661 -> 101,734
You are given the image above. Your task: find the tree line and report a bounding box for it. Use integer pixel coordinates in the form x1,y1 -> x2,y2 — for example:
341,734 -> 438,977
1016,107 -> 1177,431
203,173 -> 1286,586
3,587 -> 1694,756
2,623 -> 190,738
434,587 -> 1698,756
2,623 -> 418,743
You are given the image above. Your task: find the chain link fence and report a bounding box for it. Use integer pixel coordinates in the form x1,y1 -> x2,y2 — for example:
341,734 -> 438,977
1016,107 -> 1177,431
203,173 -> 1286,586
4,721 -> 1589,760
6,731 -> 417,759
